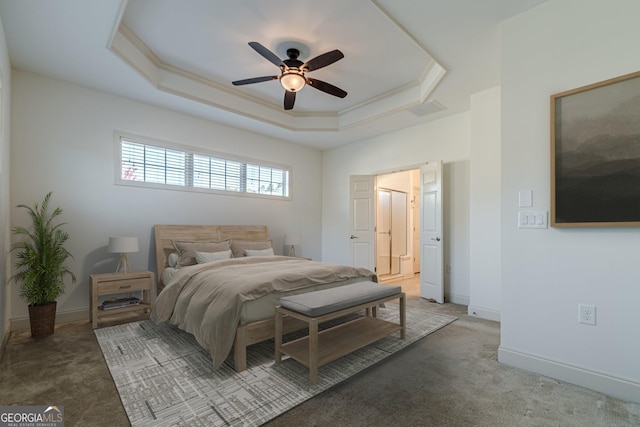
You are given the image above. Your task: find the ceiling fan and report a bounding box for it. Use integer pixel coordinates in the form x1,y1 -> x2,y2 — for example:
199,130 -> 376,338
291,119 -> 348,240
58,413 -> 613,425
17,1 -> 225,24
232,42 -> 347,110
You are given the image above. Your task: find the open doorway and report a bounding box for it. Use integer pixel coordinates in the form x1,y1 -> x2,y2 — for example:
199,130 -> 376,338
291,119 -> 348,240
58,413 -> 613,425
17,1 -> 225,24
349,162 -> 443,302
376,169 -> 420,286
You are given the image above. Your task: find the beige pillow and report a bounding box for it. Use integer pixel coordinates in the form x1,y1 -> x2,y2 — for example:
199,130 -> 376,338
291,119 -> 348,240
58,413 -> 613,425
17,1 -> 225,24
231,240 -> 272,258
244,247 -> 275,257
195,249 -> 233,264
173,240 -> 231,267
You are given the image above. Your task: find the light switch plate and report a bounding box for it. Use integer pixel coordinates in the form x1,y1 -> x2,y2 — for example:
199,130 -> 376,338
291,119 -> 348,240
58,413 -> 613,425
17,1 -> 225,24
519,190 -> 533,207
518,211 -> 548,229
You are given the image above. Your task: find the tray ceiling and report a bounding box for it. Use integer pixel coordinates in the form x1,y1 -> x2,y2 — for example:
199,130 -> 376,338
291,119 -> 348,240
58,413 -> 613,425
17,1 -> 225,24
0,0 -> 548,150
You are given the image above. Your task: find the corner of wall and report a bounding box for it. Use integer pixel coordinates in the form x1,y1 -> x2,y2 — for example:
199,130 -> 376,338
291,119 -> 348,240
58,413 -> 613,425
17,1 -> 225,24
0,8 -> 12,364
468,86 -> 501,316
467,305 -> 500,322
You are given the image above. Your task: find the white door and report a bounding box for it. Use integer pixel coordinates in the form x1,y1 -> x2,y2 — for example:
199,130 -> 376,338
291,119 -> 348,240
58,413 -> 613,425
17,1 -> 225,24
349,175 -> 375,271
420,161 -> 444,303
412,187 -> 420,273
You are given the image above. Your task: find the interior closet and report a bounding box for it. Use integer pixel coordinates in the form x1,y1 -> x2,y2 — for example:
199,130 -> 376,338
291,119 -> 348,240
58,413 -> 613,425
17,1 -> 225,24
376,189 -> 407,275
375,169 -> 420,280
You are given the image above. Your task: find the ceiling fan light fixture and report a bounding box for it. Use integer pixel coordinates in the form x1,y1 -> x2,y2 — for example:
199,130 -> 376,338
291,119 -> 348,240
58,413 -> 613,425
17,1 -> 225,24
280,70 -> 306,92
234,42 -> 346,110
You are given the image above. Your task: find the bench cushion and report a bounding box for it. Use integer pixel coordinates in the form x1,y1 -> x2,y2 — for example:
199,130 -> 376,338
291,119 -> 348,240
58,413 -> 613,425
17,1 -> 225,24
279,281 -> 401,317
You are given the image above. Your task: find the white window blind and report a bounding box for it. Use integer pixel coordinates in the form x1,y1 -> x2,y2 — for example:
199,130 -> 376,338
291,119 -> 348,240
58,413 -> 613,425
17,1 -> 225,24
117,134 -> 290,199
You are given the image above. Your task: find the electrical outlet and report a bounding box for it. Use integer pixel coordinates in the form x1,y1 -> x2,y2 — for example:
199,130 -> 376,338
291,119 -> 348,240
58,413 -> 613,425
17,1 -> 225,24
579,304 -> 596,325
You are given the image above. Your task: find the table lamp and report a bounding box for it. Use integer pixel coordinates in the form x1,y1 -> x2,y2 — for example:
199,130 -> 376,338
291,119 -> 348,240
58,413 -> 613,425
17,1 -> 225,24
108,237 -> 139,274
284,234 -> 301,257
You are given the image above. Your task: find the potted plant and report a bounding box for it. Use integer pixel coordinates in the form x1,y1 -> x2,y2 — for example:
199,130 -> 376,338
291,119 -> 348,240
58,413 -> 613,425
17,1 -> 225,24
10,192 -> 76,338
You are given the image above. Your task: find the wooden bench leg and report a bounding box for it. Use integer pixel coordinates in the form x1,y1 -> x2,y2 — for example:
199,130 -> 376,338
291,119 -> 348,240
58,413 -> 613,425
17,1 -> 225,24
365,306 -> 378,317
309,319 -> 319,385
275,308 -> 283,364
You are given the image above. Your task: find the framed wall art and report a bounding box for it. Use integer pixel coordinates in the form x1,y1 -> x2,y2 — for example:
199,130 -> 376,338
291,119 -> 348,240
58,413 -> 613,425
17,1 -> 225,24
551,70 -> 640,227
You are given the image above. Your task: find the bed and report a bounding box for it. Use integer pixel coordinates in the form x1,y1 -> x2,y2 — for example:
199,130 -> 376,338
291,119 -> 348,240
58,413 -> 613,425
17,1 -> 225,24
151,225 -> 377,372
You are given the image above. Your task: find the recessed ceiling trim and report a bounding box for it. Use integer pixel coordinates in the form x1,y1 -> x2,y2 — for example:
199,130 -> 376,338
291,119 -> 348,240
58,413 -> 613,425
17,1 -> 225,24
339,61 -> 446,129
407,100 -> 446,117
371,0 -> 442,64
106,0 -> 130,52
157,68 -> 341,132
117,23 -> 162,69
111,25 -> 344,131
419,62 -> 447,103
163,59 -> 337,121
116,24 -> 338,117
340,85 -> 423,130
109,3 -> 448,134
110,28 -> 160,87
161,61 -> 291,113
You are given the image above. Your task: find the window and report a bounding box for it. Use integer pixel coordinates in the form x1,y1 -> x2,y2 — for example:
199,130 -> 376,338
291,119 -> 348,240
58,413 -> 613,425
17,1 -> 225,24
116,133 -> 290,199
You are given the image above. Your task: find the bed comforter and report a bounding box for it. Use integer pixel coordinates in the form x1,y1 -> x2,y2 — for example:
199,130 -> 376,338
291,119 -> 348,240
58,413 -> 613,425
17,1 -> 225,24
151,256 -> 376,368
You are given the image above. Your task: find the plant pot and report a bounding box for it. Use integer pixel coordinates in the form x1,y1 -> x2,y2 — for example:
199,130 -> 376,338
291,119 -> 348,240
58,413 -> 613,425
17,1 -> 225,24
28,302 -> 57,338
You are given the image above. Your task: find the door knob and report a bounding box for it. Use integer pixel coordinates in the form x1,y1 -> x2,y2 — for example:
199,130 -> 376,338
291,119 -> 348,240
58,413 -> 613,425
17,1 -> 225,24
350,235 -> 359,239
430,237 -> 441,241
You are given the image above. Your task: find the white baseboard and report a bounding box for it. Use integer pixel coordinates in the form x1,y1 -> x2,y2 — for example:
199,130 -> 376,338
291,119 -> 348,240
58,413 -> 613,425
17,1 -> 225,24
498,346 -> 640,404
446,292 -> 469,306
10,308 -> 90,331
468,305 -> 501,322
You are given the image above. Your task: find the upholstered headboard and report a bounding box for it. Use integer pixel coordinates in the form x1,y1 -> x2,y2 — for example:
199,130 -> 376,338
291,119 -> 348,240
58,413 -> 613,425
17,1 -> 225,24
153,224 -> 270,288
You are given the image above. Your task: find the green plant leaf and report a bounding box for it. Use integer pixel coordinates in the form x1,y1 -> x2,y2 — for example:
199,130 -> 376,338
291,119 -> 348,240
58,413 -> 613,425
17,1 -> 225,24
10,192 -> 76,306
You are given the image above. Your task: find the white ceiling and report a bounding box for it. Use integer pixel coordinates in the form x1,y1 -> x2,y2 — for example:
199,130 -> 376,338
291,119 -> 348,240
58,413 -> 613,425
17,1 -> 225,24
0,0 -> 547,150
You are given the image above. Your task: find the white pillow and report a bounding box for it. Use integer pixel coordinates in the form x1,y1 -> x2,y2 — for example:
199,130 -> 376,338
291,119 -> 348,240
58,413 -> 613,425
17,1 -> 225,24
245,247 -> 275,257
195,249 -> 233,264
168,252 -> 179,268
231,240 -> 272,257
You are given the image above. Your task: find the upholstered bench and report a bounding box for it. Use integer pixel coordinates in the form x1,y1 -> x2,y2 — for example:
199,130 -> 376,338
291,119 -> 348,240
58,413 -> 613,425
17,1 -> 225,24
275,281 -> 406,385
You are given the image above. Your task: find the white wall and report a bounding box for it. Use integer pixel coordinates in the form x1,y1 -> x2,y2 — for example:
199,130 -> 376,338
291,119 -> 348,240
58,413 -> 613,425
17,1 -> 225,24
468,87 -> 501,321
10,70 -> 323,324
0,15 -> 11,349
499,0 -> 640,402
322,113 -> 471,304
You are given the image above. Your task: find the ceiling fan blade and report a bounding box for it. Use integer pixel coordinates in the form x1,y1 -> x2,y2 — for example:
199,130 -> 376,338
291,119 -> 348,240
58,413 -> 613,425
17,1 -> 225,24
302,49 -> 344,72
284,90 -> 296,110
248,42 -> 285,68
307,78 -> 347,98
232,76 -> 278,86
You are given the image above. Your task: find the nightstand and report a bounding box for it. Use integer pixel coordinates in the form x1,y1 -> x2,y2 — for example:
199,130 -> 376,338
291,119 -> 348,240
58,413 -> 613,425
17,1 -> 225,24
90,270 -> 155,329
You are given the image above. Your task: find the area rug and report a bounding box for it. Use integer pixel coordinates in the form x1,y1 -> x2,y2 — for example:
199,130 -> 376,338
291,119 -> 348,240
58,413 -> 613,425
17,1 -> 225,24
95,305 -> 456,426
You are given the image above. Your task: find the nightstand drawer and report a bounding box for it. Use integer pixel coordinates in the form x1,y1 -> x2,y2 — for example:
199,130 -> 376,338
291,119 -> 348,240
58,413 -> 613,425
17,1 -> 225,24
97,277 -> 151,295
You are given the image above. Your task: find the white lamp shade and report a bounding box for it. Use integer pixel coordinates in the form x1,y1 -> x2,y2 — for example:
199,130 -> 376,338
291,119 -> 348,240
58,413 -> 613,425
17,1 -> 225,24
284,234 -> 301,246
108,237 -> 139,253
